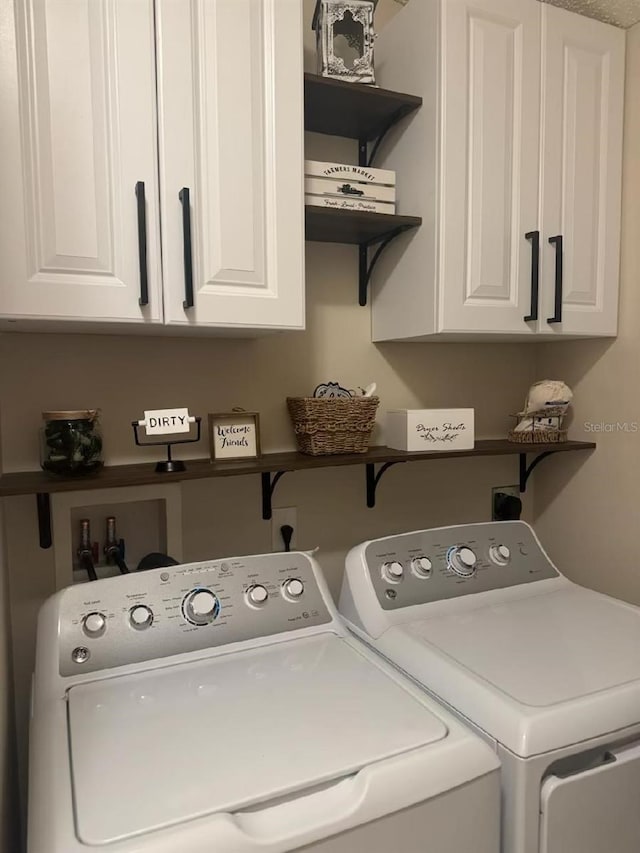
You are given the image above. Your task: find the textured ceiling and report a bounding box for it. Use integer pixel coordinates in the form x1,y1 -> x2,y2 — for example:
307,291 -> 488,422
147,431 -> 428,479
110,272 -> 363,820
541,0 -> 640,28
390,0 -> 640,28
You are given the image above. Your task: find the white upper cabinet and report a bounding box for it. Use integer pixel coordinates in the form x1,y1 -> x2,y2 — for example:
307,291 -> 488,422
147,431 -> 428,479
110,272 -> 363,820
372,0 -> 625,341
0,0 -> 162,325
156,0 -> 304,331
439,0 -> 541,337
0,0 -> 304,333
540,4 -> 625,337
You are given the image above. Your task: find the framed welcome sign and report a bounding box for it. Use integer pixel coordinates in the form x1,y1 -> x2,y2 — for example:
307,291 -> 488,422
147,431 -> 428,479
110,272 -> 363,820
208,411 -> 261,461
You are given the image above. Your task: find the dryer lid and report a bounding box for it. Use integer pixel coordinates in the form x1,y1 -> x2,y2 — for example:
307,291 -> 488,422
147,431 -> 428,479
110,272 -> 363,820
396,586 -> 640,755
406,586 -> 640,707
68,634 -> 447,845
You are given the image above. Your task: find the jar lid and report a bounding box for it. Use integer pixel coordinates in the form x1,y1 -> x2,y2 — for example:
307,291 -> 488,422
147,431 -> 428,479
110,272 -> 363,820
42,409 -> 99,421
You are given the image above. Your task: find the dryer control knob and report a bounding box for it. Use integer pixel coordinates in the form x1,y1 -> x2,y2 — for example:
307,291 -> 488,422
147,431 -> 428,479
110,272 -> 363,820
489,544 -> 511,565
283,578 -> 304,599
183,589 -> 220,625
448,546 -> 477,578
247,584 -> 269,606
382,561 -> 404,583
130,604 -> 153,630
411,557 -> 432,578
82,612 -> 106,637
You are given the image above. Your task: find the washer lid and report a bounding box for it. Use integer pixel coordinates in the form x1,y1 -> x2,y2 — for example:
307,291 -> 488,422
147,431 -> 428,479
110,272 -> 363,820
397,586 -> 640,755
68,634 -> 447,845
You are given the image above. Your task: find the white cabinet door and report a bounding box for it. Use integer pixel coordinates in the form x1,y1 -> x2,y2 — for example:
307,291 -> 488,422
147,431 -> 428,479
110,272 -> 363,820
156,0 -> 305,331
439,0 -> 541,336
0,0 -> 162,325
540,5 -> 625,338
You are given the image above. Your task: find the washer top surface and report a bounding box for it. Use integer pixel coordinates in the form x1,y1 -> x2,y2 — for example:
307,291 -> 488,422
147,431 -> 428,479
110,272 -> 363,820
69,634 -> 448,845
405,585 -> 640,707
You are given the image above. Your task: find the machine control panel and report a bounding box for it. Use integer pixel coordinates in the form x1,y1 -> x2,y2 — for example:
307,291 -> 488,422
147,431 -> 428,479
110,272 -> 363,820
363,522 -> 559,610
59,553 -> 332,676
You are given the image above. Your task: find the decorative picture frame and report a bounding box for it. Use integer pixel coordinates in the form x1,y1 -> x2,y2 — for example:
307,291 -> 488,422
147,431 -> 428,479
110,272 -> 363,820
208,412 -> 261,461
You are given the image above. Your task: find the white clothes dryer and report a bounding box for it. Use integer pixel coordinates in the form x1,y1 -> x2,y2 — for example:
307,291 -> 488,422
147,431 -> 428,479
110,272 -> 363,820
339,521 -> 640,853
28,548 -> 500,853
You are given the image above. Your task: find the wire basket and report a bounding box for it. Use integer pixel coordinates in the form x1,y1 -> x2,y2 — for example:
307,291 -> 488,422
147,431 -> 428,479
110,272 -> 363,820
507,405 -> 568,444
286,396 -> 379,455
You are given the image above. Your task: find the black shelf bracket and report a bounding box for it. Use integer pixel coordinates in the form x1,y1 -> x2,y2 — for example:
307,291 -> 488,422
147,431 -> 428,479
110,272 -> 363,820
359,226 -> 414,307
36,493 -> 52,549
519,451 -> 555,493
358,109 -> 409,168
261,471 -> 287,520
366,461 -> 406,508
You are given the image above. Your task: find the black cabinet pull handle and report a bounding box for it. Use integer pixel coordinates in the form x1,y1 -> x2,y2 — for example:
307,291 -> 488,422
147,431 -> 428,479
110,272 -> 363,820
524,230 -> 539,322
135,181 -> 149,307
179,187 -> 194,310
547,235 -> 563,324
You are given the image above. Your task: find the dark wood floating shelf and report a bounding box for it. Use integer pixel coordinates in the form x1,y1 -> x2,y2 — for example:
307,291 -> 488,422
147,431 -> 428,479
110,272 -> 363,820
1,439 -> 595,549
0,440 -> 596,497
304,73 -> 422,146
305,207 -> 422,246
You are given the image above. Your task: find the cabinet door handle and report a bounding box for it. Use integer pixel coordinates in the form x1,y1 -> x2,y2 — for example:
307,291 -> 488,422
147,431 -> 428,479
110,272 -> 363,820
135,181 -> 149,307
179,187 -> 194,310
547,235 -> 563,324
524,230 -> 539,322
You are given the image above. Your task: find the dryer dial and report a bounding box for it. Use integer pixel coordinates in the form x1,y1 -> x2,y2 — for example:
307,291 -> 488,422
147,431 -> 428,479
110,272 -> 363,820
489,544 -> 511,566
183,589 -> 220,625
448,546 -> 477,578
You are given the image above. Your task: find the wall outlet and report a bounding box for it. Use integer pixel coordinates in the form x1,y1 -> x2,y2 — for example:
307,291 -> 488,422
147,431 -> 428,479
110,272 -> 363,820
271,507 -> 297,552
491,485 -> 520,521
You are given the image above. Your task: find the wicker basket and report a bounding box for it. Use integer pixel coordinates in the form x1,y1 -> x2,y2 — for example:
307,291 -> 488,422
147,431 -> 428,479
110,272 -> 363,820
287,396 -> 379,455
507,405 -> 568,444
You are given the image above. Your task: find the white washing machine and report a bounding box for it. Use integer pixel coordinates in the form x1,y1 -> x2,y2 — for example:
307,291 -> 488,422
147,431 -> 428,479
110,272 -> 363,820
339,521 -> 640,853
28,548 -> 500,853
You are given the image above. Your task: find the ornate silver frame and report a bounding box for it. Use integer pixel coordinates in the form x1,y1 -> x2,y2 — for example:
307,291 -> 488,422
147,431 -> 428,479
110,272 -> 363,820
316,1 -> 376,85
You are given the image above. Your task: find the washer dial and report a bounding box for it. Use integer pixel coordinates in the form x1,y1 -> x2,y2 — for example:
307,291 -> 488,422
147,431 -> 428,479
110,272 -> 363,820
129,604 -> 153,630
283,578 -> 304,599
82,612 -> 106,638
411,556 -> 432,578
182,589 -> 220,625
381,561 -> 404,583
448,546 -> 477,578
489,544 -> 511,566
246,584 -> 269,606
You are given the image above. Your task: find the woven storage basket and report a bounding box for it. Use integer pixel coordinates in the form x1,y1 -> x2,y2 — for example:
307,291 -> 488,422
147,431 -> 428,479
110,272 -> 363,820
507,405 -> 568,444
287,396 -> 379,455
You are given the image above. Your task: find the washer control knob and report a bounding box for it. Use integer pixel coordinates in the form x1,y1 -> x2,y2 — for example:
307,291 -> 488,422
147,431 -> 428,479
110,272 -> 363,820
411,557 -> 433,578
82,612 -> 106,638
283,578 -> 304,599
183,589 -> 220,625
130,604 -> 153,630
247,584 -> 269,606
382,561 -> 404,583
448,546 -> 477,577
489,544 -> 511,565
